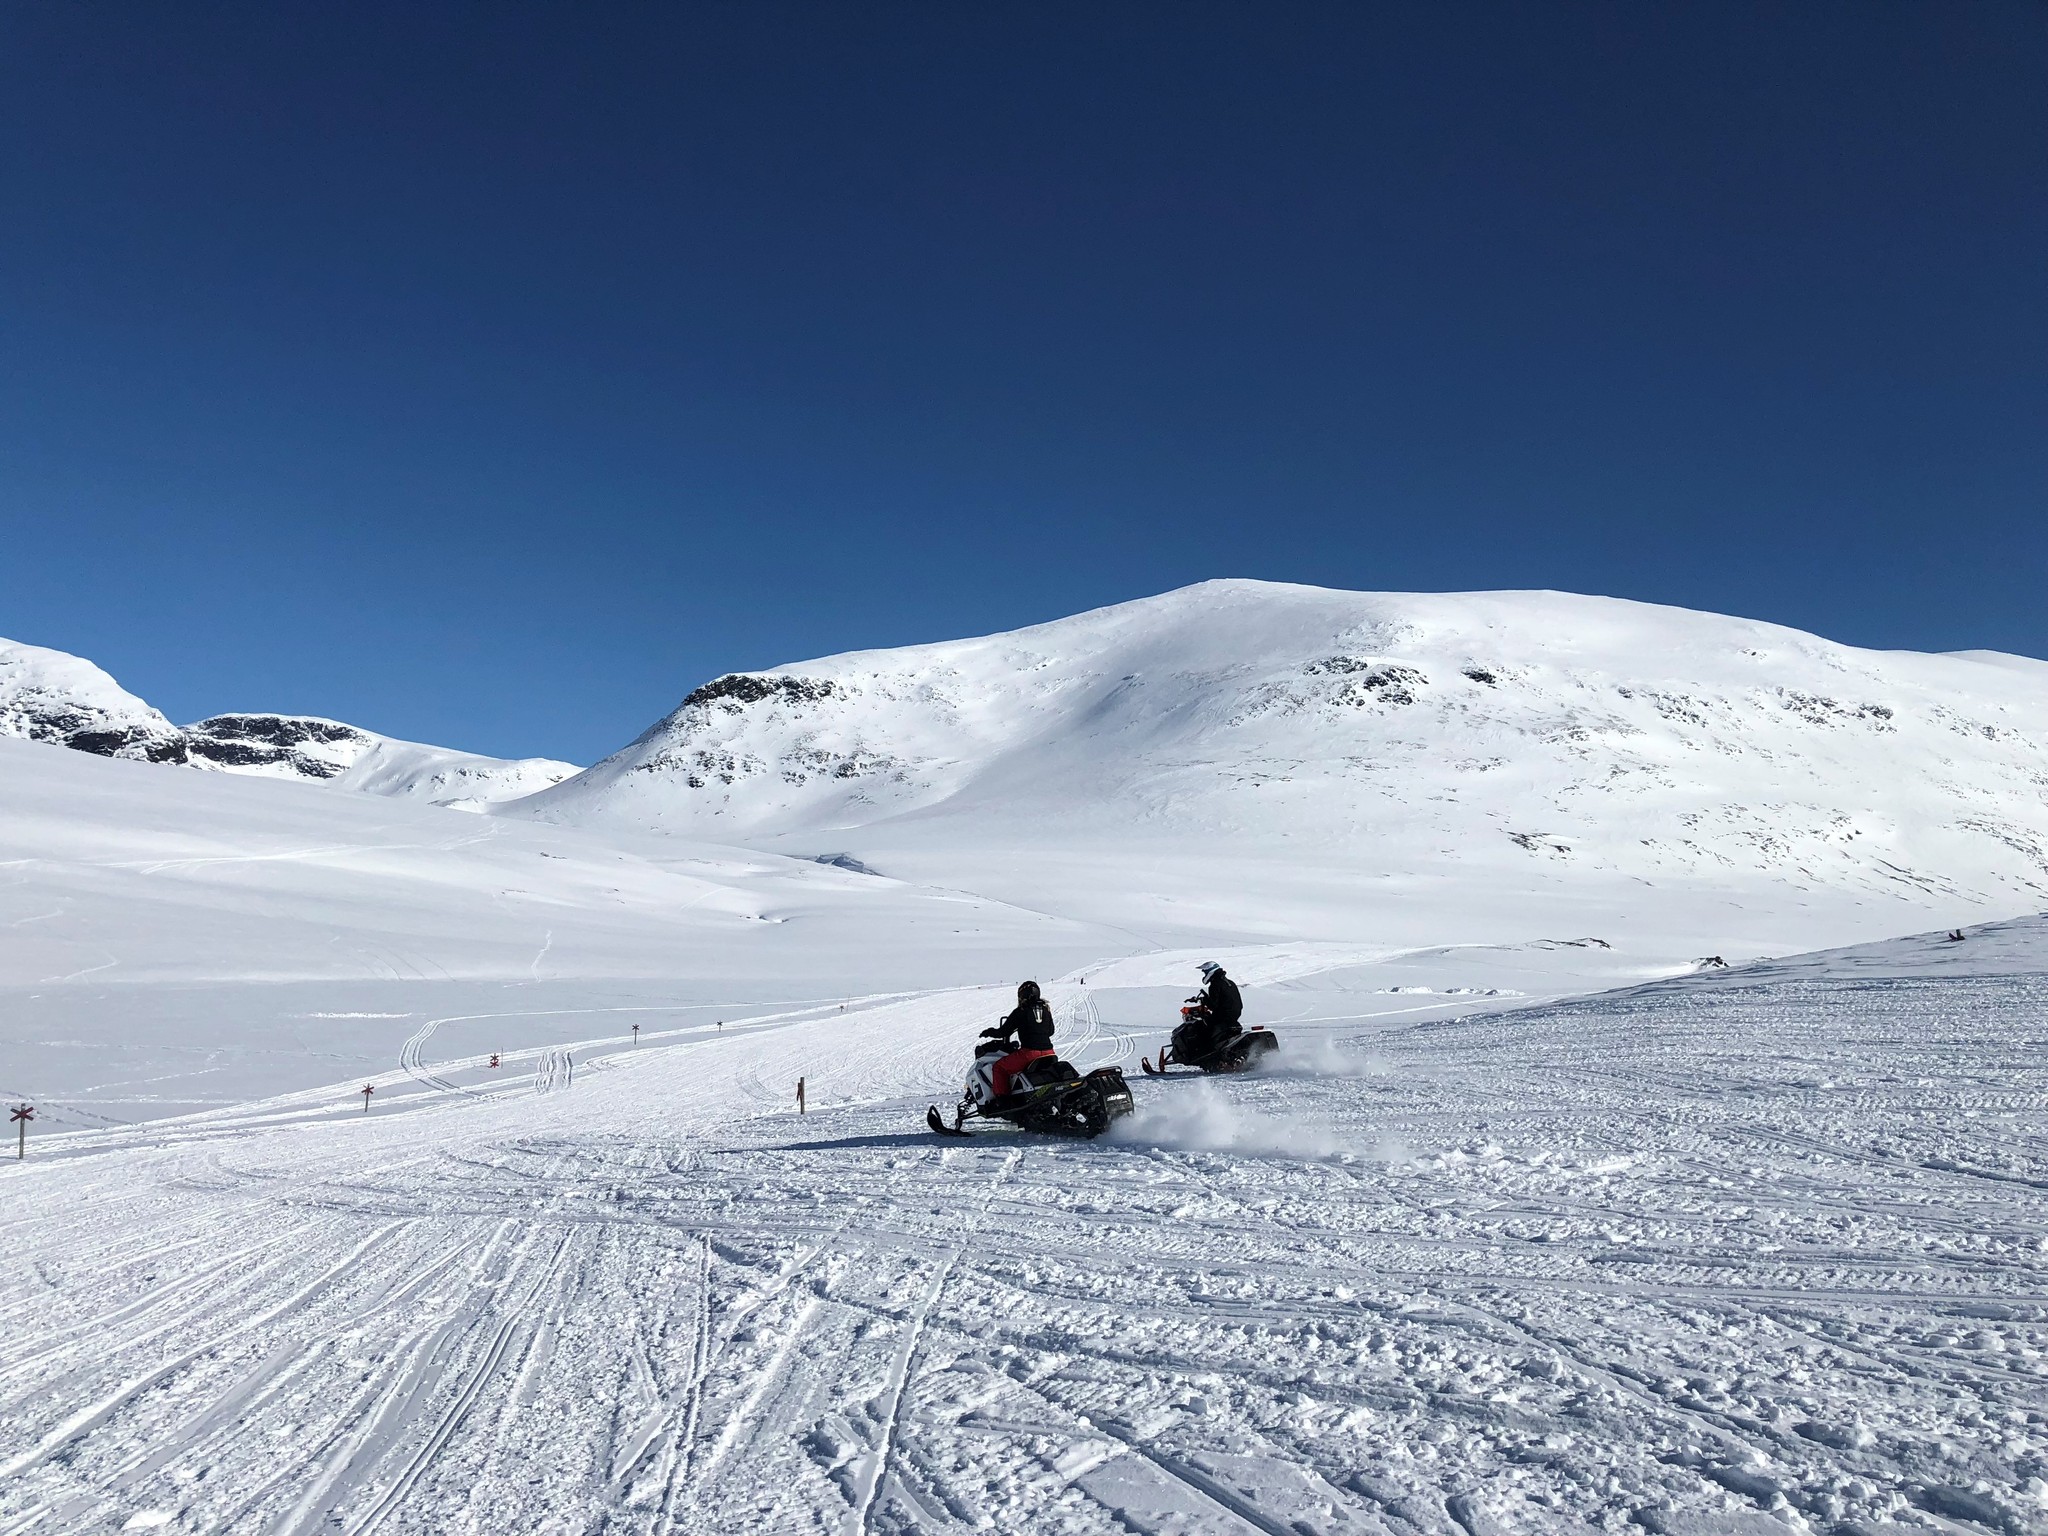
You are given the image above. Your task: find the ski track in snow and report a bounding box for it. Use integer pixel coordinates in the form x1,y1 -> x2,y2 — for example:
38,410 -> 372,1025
3,952 -> 2047,1535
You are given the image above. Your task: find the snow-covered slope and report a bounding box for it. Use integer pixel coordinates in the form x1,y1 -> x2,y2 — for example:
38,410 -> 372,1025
0,637 -> 577,808
182,712 -> 577,809
0,736 -> 1113,1118
0,637 -> 188,762
515,580 -> 2048,951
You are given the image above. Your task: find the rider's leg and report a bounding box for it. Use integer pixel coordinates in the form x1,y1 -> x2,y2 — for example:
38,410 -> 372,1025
991,1047 -> 1054,1096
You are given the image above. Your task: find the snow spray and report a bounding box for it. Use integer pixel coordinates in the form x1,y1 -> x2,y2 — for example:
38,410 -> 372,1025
1110,1079 -> 1357,1161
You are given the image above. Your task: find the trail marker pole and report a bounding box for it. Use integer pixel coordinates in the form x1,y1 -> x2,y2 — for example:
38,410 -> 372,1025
632,1023 -> 640,1046
488,1053 -> 500,1069
10,1104 -> 30,1159
360,1084 -> 374,1113
797,1077 -> 806,1115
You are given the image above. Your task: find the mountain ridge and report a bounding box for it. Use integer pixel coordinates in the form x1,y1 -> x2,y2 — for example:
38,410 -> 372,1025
0,635 -> 577,809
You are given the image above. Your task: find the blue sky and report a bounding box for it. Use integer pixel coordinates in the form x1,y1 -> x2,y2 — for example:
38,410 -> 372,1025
3,2 -> 2042,763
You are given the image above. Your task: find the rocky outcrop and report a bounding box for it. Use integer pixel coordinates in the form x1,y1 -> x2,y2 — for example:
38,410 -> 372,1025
184,715 -> 376,777
1,639 -> 577,809
0,640 -> 189,763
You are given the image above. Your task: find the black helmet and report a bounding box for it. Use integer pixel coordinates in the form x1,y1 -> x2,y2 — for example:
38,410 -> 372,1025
1017,979 -> 1041,1003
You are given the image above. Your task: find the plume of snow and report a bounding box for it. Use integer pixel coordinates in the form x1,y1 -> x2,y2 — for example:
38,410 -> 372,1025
1112,1079 -> 1358,1161
1268,1032 -> 1391,1079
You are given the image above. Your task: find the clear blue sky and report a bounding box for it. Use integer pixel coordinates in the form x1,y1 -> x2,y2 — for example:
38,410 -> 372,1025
3,2 -> 2042,763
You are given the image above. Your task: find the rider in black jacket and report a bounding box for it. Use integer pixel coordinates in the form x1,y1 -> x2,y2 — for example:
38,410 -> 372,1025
1185,962 -> 1243,1058
983,980 -> 1057,1096
1199,963 -> 1243,1034
1002,980 -> 1057,1051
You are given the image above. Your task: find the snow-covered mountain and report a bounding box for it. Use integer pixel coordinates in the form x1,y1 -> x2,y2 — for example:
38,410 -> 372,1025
0,637 -> 577,809
514,580 -> 2048,948
181,712 -> 578,809
0,637 -> 189,762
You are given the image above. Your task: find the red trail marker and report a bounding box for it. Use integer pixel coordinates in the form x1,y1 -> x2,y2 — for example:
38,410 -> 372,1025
360,1084 -> 375,1113
10,1104 -> 31,1160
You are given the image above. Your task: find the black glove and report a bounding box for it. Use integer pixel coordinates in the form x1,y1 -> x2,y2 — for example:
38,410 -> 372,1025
979,1022 -> 1013,1043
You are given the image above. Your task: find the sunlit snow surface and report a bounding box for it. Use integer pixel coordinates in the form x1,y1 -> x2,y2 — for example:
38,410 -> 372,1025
4,921 -> 2043,1534
4,580 -> 2047,1533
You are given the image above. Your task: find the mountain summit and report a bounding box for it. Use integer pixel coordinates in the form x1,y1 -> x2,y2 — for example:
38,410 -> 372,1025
512,579 -> 2048,948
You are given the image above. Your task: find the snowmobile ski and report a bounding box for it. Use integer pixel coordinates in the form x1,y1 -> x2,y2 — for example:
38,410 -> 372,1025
926,1104 -> 972,1137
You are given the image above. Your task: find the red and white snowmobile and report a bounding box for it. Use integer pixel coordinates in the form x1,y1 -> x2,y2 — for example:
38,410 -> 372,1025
927,1030 -> 1134,1139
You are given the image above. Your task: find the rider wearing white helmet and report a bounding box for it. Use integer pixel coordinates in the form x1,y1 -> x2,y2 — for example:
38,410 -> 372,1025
1196,961 -> 1244,1046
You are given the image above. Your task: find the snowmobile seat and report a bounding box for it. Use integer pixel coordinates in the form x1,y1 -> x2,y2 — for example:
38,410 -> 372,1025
1023,1058 -> 1080,1087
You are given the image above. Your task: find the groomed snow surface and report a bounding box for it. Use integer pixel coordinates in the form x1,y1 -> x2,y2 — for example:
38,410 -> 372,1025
4,921 -> 2044,1535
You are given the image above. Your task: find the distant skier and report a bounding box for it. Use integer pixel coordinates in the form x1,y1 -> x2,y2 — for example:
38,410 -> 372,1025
1190,961 -> 1243,1056
983,980 -> 1057,1098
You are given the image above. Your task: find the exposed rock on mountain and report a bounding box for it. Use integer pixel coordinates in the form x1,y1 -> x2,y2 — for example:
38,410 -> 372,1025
1,638 -> 577,810
0,639 -> 189,763
184,714 -> 377,777
182,713 -> 579,809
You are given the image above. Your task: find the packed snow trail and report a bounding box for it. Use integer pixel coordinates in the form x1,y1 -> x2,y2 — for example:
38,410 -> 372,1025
3,933 -> 2046,1534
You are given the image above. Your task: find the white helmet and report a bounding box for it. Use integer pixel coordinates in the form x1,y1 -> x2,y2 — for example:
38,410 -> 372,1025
1197,961 -> 1221,977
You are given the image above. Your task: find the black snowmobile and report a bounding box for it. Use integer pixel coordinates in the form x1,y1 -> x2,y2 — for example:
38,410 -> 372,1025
1142,999 -> 1278,1076
927,1028 -> 1134,1139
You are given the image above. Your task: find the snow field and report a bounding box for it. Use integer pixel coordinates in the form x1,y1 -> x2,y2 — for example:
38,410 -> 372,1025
4,924 -> 2044,1535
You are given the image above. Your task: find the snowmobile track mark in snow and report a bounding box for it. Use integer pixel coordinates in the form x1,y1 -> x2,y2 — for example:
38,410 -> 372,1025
651,1231 -> 717,1527
0,1218 -> 406,1482
264,1219 -> 531,1535
86,1232 -> 486,1505
115,1233 -> 493,1536
848,1249 -> 959,1536
339,1230 -> 572,1536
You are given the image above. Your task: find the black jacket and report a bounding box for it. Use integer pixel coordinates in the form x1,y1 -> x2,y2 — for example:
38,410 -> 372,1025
1001,998 -> 1057,1052
1201,972 -> 1243,1028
